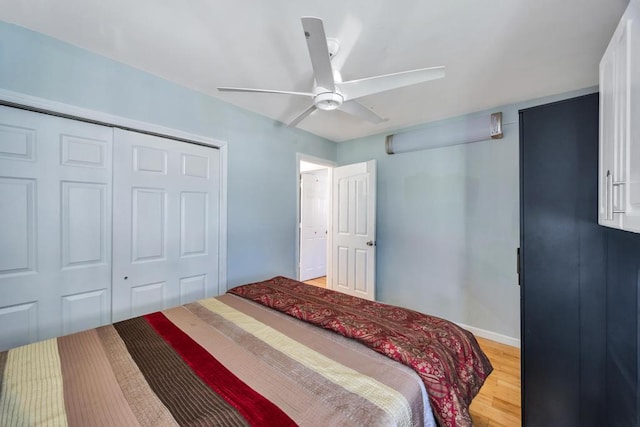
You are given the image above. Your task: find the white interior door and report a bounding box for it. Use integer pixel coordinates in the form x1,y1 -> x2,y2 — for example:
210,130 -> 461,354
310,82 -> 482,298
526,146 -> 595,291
300,170 -> 328,281
0,106 -> 113,350
112,129 -> 220,322
331,160 -> 376,300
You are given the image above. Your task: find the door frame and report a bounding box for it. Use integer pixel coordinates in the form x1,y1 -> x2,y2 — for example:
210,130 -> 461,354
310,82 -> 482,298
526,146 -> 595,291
295,153 -> 336,287
0,88 -> 229,294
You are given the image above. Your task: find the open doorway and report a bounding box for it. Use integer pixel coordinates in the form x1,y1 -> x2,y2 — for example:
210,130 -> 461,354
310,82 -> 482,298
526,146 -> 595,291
296,155 -> 334,287
300,166 -> 328,282
296,155 -> 377,300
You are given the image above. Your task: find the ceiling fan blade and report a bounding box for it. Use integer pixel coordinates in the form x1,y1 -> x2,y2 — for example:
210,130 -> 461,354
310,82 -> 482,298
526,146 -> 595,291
339,100 -> 386,124
339,66 -> 445,101
288,104 -> 317,127
301,17 -> 336,92
218,87 -> 315,97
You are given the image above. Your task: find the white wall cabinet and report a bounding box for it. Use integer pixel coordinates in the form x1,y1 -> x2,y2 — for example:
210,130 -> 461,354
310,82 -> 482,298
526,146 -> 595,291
599,0 -> 640,232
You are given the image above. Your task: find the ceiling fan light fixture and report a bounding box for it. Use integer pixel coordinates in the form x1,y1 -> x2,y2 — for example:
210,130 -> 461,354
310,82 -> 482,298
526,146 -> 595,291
218,17 -> 444,127
315,92 -> 343,110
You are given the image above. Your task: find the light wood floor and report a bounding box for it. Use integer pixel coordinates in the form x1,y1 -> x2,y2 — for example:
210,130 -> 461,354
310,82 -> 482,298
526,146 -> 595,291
303,277 -> 521,426
470,337 -> 521,426
304,276 -> 326,288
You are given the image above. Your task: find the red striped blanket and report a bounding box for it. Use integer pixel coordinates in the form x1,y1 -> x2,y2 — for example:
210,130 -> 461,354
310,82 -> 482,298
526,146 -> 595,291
229,276 -> 493,427
1,290 -> 433,426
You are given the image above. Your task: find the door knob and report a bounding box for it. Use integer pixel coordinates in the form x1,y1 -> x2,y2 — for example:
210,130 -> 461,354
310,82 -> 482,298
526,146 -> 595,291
366,240 -> 375,246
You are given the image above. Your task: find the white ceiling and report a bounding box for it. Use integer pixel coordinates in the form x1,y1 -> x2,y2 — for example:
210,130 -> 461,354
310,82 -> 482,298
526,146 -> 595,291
0,0 -> 629,142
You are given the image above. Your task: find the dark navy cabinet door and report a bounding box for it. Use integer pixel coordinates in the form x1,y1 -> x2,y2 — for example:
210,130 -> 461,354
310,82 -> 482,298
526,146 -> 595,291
520,94 -> 610,426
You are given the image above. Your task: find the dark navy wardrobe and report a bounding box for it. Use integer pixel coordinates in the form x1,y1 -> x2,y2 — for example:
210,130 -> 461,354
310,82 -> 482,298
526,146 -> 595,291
520,93 -> 640,426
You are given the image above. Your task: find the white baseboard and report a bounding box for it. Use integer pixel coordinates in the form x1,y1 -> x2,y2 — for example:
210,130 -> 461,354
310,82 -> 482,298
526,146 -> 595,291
456,322 -> 521,348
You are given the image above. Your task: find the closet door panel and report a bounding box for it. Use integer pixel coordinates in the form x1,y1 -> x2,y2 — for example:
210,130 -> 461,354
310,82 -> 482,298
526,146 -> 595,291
180,191 -> 208,256
179,275 -> 206,304
61,181 -> 108,267
0,123 -> 36,160
0,178 -> 36,275
131,188 -> 167,261
0,106 -> 112,351
130,281 -> 166,318
61,289 -> 109,335
112,129 -> 220,322
0,302 -> 37,350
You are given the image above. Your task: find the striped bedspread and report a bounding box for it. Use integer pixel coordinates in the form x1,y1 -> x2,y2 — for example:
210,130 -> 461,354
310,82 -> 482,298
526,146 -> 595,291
0,291 -> 435,426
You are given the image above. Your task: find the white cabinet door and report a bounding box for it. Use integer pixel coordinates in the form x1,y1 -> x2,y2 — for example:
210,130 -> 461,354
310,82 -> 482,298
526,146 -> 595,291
300,170 -> 328,281
599,39 -> 620,228
623,4 -> 640,231
112,129 -> 220,322
0,106 -> 112,351
599,0 -> 640,232
331,160 -> 376,300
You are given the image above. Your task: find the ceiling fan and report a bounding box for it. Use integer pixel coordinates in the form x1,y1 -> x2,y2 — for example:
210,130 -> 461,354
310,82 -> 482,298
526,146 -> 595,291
218,17 -> 445,127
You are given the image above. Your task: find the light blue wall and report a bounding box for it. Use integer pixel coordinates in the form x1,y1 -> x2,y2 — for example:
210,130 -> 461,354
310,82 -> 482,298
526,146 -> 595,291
0,20 -> 599,341
337,88 -> 596,341
0,22 -> 337,288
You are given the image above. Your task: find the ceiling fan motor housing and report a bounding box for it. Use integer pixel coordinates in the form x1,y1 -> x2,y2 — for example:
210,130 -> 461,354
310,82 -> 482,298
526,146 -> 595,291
326,38 -> 340,57
315,92 -> 343,110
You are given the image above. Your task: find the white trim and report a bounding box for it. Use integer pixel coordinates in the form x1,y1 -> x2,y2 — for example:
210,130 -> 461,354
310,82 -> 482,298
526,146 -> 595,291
456,322 -> 521,348
218,143 -> 228,294
326,166 -> 334,290
0,88 -> 229,294
0,89 -> 226,149
295,153 -> 336,284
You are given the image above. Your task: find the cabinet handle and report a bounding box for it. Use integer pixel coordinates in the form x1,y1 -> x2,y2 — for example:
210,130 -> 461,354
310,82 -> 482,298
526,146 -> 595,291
607,170 -> 613,220
612,180 -> 626,215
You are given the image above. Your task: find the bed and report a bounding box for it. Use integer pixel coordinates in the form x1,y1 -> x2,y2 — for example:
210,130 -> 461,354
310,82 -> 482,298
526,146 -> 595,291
0,276 -> 492,427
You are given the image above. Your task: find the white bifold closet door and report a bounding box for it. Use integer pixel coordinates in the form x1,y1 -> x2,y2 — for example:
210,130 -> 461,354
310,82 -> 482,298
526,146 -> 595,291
0,106 -> 221,351
0,106 -> 113,350
111,129 -> 220,322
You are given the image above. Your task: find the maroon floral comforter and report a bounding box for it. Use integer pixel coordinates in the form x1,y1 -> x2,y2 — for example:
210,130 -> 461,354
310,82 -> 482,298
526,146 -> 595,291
228,276 -> 493,427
